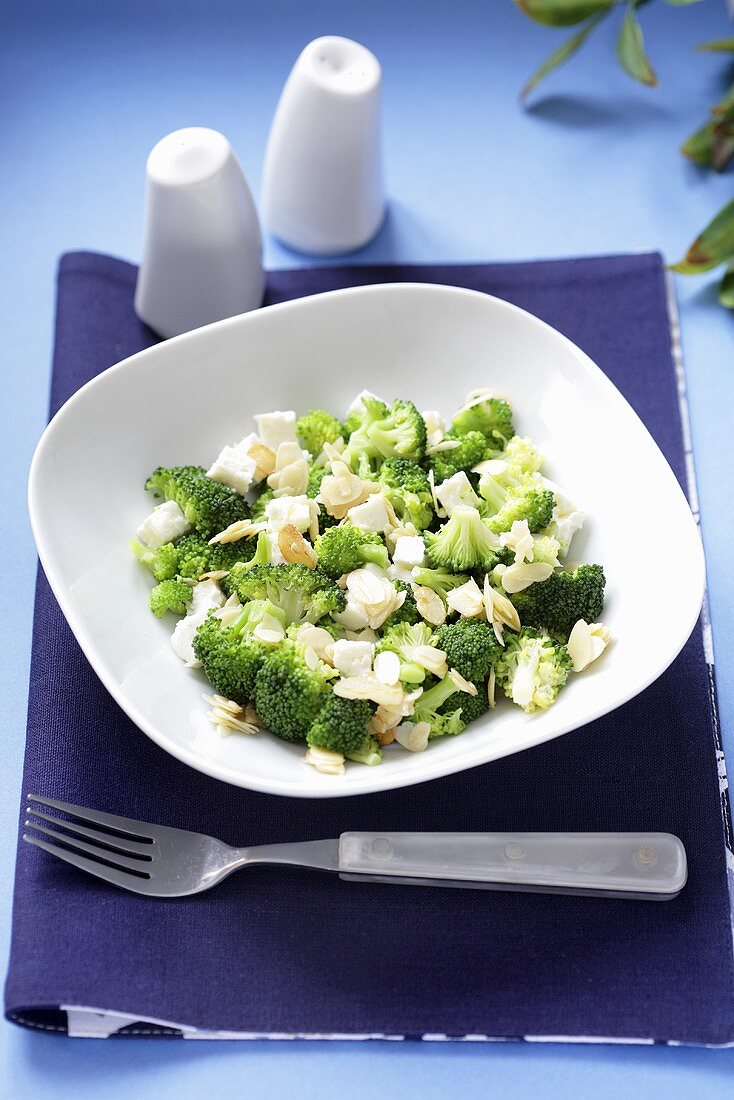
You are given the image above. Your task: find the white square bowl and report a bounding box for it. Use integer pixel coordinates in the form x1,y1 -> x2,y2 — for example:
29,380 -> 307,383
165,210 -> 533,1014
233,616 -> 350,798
28,283 -> 705,798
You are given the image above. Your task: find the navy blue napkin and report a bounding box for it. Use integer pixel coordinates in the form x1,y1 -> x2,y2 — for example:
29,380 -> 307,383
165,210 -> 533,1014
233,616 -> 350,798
6,251 -> 734,1043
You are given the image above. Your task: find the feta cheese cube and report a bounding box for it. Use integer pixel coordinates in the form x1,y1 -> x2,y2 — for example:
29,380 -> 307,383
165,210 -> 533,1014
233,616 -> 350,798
387,562 -> 415,584
332,639 -> 374,678
333,593 -> 371,631
434,472 -> 480,517
170,579 -> 225,664
267,530 -> 286,564
254,410 -> 297,452
207,440 -> 258,495
136,500 -> 191,550
190,578 -> 225,616
171,613 -> 204,665
264,494 -> 312,533
347,495 -> 391,533
393,535 -> 426,569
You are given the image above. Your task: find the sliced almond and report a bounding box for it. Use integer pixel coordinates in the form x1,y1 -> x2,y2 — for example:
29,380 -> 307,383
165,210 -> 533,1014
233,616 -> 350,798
484,574 -> 521,631
374,650 -> 401,686
198,569 -> 230,582
308,499 -> 321,543
488,666 -> 496,709
243,702 -> 264,728
347,568 -> 390,606
427,468 -> 446,519
303,746 -> 345,776
394,720 -> 431,752
248,439 -> 276,481
333,674 -> 404,706
449,668 -> 478,696
472,458 -> 508,479
274,441 -> 305,470
500,561 -> 554,594
252,615 -> 286,645
209,519 -> 267,545
499,519 -> 534,564
402,644 -> 448,677
278,524 -> 317,568
317,466 -> 377,518
446,578 -> 485,618
294,624 -> 335,663
375,727 -> 396,745
567,620 -> 611,673
268,458 -> 309,497
425,438 -> 462,455
414,583 -> 447,626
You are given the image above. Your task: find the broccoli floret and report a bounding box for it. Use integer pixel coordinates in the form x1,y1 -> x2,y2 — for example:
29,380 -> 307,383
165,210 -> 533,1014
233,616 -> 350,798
495,627 -> 572,713
251,487 -> 275,523
381,581 -> 421,630
192,600 -> 281,703
307,464 -> 328,498
424,506 -> 504,571
486,487 -> 555,535
377,621 -> 436,684
346,735 -> 383,766
149,578 -> 192,618
434,619 -> 501,682
530,534 -> 561,568
226,563 -> 345,624
314,524 -> 389,579
133,531 -> 255,582
145,465 -> 250,540
297,409 -> 343,456
511,564 -> 606,639
254,640 -> 333,742
444,685 -> 488,728
451,396 -> 514,446
344,396 -> 427,470
219,531 -> 272,596
306,465 -> 338,534
411,566 -> 470,602
306,694 -> 373,754
428,430 -> 490,484
412,672 -> 472,737
502,436 -> 544,477
131,538 -> 180,581
378,458 -> 434,530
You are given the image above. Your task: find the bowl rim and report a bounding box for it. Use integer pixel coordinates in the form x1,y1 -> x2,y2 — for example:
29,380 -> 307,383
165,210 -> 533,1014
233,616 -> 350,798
28,281 -> 706,798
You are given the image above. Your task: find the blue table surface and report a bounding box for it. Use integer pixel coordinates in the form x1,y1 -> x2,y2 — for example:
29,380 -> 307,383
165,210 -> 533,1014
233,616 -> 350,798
3,0 -> 734,1095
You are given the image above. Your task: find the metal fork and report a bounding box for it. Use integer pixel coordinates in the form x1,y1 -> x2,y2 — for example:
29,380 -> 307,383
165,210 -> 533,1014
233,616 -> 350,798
23,794 -> 688,900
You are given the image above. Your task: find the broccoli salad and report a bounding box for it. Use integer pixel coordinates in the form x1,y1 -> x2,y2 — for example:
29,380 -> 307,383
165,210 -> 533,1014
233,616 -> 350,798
131,389 -> 609,776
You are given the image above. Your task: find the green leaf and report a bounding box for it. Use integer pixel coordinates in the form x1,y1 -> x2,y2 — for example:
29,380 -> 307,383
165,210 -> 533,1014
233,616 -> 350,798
515,0 -> 612,26
670,197 -> 734,274
616,2 -> 658,87
718,264 -> 734,308
697,38 -> 734,52
681,121 -> 715,166
520,10 -> 608,100
682,84 -> 734,171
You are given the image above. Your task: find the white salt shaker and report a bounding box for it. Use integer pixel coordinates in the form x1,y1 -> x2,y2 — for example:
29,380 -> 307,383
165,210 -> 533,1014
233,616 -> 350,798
135,127 -> 264,338
262,36 -> 385,255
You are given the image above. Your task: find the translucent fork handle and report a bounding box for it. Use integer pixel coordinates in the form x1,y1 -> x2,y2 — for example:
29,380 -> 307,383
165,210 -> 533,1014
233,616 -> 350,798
338,832 -> 687,899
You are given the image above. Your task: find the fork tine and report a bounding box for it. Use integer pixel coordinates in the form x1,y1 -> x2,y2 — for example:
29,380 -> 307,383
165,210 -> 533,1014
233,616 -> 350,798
24,821 -> 152,873
23,834 -> 154,894
27,794 -> 155,842
25,808 -> 154,858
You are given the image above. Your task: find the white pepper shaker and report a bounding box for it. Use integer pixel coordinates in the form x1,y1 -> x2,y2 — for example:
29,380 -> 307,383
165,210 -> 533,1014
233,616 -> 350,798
135,127 -> 264,338
261,36 -> 385,255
